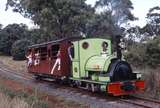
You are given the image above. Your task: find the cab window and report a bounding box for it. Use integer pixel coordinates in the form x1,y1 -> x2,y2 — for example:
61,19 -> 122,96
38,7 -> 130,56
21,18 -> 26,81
70,46 -> 74,59
68,44 -> 74,60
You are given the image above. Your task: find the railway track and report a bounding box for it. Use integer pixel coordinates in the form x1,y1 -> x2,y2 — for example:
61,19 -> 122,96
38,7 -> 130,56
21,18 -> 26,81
0,63 -> 160,108
0,66 -> 32,80
119,96 -> 160,108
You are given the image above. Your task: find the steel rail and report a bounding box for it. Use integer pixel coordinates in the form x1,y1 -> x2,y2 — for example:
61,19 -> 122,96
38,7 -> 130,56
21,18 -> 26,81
119,99 -> 152,108
133,96 -> 160,104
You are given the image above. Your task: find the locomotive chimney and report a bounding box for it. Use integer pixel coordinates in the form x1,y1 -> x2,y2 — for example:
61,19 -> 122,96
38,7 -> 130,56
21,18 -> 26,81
116,35 -> 122,60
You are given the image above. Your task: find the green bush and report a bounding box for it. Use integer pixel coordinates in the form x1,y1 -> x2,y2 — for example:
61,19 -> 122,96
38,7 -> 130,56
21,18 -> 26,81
124,43 -> 146,67
125,37 -> 160,68
145,37 -> 160,67
11,39 -> 31,60
0,24 -> 30,55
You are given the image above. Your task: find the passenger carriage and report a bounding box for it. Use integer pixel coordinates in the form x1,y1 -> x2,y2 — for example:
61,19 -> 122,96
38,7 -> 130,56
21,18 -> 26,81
27,38 -> 74,79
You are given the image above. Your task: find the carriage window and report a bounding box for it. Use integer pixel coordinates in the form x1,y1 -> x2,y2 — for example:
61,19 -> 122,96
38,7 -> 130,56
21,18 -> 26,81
39,47 -> 47,60
51,44 -> 60,57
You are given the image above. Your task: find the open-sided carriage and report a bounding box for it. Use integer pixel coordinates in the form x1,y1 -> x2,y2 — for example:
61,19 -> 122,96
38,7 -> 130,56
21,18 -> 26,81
26,38 -> 74,79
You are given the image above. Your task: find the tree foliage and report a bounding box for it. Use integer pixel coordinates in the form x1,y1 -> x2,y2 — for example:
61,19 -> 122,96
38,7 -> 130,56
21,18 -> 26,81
6,0 -> 136,39
0,24 -> 2,30
125,26 -> 141,42
125,37 -> 160,68
145,37 -> 160,67
6,0 -> 94,38
95,0 -> 135,24
85,12 -> 114,38
82,0 -> 136,39
141,6 -> 160,37
28,29 -> 53,44
11,39 -> 31,60
124,43 -> 146,67
147,6 -> 160,26
0,24 -> 29,55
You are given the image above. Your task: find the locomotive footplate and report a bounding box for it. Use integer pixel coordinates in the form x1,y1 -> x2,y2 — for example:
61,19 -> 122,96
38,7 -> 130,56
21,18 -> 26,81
107,80 -> 144,96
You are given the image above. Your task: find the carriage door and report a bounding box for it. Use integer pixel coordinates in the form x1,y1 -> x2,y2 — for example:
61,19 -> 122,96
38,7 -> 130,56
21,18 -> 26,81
50,44 -> 60,75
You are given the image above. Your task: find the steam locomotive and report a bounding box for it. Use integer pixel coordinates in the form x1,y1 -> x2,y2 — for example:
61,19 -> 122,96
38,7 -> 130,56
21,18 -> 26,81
26,37 -> 144,96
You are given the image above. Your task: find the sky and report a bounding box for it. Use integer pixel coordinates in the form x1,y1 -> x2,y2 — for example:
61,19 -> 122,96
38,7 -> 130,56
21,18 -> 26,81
0,0 -> 35,28
0,0 -> 160,28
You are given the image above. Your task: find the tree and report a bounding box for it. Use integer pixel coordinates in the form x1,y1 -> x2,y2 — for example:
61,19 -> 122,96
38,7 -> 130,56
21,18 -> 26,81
94,0 -> 136,36
124,42 -> 146,67
145,37 -> 160,67
0,24 -> 2,30
141,6 -> 160,37
6,0 -> 94,38
0,24 -> 29,55
86,11 -> 119,38
11,39 -> 31,60
29,28 -> 56,44
124,26 -> 141,45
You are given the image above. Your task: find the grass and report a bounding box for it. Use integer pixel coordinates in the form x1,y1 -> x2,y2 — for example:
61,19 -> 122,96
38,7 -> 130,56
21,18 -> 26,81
0,55 -> 89,108
0,82 -> 49,108
0,55 -> 26,72
0,77 -> 89,108
143,68 -> 160,98
0,92 -> 29,108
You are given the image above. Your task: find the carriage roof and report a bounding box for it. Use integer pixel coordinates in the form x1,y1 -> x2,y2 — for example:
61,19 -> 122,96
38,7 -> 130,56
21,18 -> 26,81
28,37 -> 83,48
